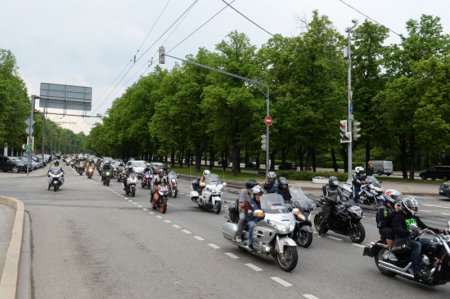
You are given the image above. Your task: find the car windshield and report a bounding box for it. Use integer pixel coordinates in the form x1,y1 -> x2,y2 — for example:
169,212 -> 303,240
131,161 -> 147,168
290,186 -> 316,211
260,194 -> 288,214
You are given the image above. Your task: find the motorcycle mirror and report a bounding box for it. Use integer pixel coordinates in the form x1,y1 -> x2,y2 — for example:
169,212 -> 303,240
410,224 -> 418,231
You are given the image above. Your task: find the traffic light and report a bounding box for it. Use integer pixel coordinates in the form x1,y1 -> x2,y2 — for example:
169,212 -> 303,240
261,134 -> 267,151
159,46 -> 165,64
340,120 -> 350,143
353,121 -> 361,140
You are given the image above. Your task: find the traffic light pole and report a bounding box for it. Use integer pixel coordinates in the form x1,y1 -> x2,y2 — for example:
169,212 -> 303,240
346,20 -> 358,182
27,95 -> 36,176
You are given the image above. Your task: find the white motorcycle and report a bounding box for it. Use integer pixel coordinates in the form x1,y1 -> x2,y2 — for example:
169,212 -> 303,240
190,174 -> 226,214
124,172 -> 138,197
48,167 -> 64,192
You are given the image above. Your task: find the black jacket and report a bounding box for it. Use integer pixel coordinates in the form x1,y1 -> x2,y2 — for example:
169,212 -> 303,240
376,204 -> 395,229
392,211 -> 440,238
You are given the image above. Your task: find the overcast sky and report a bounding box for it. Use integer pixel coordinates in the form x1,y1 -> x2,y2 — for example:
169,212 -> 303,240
1,0 -> 449,134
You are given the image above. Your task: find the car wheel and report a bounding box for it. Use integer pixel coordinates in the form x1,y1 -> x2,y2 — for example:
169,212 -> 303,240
12,166 -> 19,173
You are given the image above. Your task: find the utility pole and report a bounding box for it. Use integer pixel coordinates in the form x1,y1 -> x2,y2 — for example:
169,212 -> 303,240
345,19 -> 358,181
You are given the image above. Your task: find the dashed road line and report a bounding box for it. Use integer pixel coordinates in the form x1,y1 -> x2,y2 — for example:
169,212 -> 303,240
225,252 -> 239,259
182,229 -> 192,234
149,212 -> 155,215
442,212 -> 450,216
245,263 -> 262,272
208,243 -> 220,249
303,294 -> 320,299
132,202 -> 138,205
164,219 -> 171,224
352,243 -> 365,249
194,236 -> 204,241
143,208 -> 148,211
423,204 -> 450,209
271,277 -> 292,287
173,224 -> 181,229
326,236 -> 343,241
421,209 -> 431,213
137,204 -> 143,208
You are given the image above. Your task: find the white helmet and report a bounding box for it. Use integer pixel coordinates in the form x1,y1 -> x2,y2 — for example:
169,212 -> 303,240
251,185 -> 264,196
267,171 -> 277,184
203,170 -> 210,176
355,166 -> 365,174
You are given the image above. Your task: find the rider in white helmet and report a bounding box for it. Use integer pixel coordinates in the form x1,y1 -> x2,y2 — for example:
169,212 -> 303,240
352,166 -> 367,205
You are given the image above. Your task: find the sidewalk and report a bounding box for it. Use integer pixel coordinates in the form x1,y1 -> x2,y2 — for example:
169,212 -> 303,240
0,204 -> 14,280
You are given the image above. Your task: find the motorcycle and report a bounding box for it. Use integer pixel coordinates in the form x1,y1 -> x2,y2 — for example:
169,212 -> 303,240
289,186 -> 316,248
363,222 -> 450,286
314,196 -> 365,243
48,167 -> 64,192
124,172 -> 138,197
102,169 -> 112,186
77,160 -> 85,176
86,165 -> 95,179
152,184 -> 169,214
359,176 -> 383,208
141,171 -> 153,189
223,193 -> 299,272
190,174 -> 226,214
168,171 -> 178,198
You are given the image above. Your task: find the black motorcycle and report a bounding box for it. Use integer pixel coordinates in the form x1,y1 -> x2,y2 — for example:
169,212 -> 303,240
289,186 -> 316,248
102,169 -> 111,186
363,223 -> 450,286
314,197 -> 365,243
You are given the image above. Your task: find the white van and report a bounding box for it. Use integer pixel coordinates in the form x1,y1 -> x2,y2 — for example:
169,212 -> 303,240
370,160 -> 393,176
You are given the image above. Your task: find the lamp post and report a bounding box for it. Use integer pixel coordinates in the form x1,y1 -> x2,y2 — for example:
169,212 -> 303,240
345,19 -> 358,181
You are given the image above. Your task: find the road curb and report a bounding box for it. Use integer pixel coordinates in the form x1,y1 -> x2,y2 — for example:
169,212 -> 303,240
0,195 -> 25,299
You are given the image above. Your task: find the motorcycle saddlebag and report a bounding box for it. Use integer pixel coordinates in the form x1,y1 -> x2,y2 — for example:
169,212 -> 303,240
222,222 -> 238,241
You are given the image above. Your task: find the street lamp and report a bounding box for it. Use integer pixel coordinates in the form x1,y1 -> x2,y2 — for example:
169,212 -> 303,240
345,19 -> 358,181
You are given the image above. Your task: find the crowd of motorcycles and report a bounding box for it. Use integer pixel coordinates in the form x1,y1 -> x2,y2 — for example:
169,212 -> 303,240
49,157 -> 450,287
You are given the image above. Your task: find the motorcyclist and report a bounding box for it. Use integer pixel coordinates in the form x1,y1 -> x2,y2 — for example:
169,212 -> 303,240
318,176 -> 344,236
236,179 -> 258,243
277,177 -> 292,205
376,189 -> 401,259
352,166 -> 367,205
244,185 -> 263,251
48,161 -> 64,190
195,169 -> 210,194
123,165 -> 134,190
102,161 -> 112,180
151,169 -> 167,207
392,197 -> 446,281
263,171 -> 278,193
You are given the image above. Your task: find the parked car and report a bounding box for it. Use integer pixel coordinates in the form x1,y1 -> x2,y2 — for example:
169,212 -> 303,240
370,160 -> 393,176
439,182 -> 450,198
0,156 -> 28,173
419,166 -> 450,181
278,162 -> 297,170
150,162 -> 165,174
126,160 -> 147,176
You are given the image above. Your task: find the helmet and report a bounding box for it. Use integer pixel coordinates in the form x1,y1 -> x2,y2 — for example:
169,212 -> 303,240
328,176 -> 339,188
251,185 -> 264,196
54,161 -> 59,166
355,166 -> 365,174
245,179 -> 258,189
400,197 -> 418,216
279,177 -> 289,185
203,170 -> 210,176
158,169 -> 164,177
127,165 -> 133,171
267,171 -> 277,183
384,189 -> 402,205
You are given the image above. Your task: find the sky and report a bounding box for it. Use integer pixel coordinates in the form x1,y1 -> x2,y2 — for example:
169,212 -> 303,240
1,0 -> 449,134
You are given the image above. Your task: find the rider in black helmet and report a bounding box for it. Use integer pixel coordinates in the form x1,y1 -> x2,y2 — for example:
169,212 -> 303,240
318,176 -> 344,236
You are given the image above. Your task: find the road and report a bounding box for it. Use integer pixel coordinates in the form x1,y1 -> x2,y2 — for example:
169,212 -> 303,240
1,166 -> 450,298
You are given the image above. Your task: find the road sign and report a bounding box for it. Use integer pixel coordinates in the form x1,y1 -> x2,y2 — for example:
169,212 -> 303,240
340,120 -> 350,143
27,136 -> 34,152
264,115 -> 273,126
40,83 -> 92,111
26,127 -> 34,135
24,118 -> 35,127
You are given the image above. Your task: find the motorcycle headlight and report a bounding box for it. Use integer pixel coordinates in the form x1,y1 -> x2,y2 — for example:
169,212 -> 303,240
171,178 -> 176,183
275,224 -> 288,234
289,222 -> 295,232
374,187 -> 382,192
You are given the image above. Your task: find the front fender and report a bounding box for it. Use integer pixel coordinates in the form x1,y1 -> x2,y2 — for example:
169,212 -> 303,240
275,236 -> 297,254
299,225 -> 313,233
211,196 -> 221,204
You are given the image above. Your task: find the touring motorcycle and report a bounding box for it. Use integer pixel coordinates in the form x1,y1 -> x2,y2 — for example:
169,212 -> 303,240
190,174 -> 226,214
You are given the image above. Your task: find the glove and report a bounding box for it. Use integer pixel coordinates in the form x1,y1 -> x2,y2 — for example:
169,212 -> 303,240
247,210 -> 253,215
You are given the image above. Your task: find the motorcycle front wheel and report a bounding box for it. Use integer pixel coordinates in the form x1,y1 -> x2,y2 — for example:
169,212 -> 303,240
213,201 -> 221,214
131,186 -> 136,197
160,200 -> 167,214
295,229 -> 313,248
276,246 -> 298,272
349,222 -> 365,243
313,212 -> 325,233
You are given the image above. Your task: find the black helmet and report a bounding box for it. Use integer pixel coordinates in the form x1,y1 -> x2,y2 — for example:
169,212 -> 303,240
328,176 -> 339,188
54,161 -> 59,166
245,179 -> 258,189
401,197 -> 418,216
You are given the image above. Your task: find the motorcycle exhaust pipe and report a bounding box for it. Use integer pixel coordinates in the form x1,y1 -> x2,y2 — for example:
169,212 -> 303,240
379,261 -> 414,279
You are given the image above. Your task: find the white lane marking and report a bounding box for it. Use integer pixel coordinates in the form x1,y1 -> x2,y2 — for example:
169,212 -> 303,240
303,294 -> 320,299
442,212 -> 450,216
137,204 -> 143,208
352,244 -> 365,249
173,224 -> 181,229
421,209 -> 431,213
208,243 -> 220,249
164,220 -> 171,224
326,236 -> 343,241
271,277 -> 292,287
149,212 -> 155,215
132,202 -> 138,205
124,197 -> 128,200
245,263 -> 262,272
156,215 -> 163,219
423,204 -> 450,209
182,229 -> 192,234
143,208 -> 148,211
225,252 -> 239,259
194,236 -> 204,241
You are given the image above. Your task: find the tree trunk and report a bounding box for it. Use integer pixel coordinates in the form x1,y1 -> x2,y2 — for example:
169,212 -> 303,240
231,142 -> 241,176
281,148 -> 287,169
341,145 -> 348,173
331,148 -> 338,172
399,136 -> 408,179
299,146 -> 304,172
209,146 -> 214,169
170,149 -> 175,167
365,139 -> 371,172
408,133 -> 416,180
195,144 -> 202,172
312,148 -> 317,172
269,150 -> 276,171
222,151 -> 228,172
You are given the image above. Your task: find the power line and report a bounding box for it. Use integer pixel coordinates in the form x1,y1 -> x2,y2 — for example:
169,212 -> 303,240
336,0 -> 402,37
221,0 -> 274,37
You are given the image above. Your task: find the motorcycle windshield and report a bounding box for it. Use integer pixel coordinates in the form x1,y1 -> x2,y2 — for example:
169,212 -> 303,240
367,176 -> 380,187
168,171 -> 177,179
290,187 -> 316,211
260,194 -> 289,214
48,168 -> 61,175
205,174 -> 221,185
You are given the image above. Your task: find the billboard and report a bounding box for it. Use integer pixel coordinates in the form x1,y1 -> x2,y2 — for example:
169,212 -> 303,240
39,83 -> 92,111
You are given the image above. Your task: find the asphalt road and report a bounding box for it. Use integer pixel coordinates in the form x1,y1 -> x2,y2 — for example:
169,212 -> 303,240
1,166 -> 450,299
